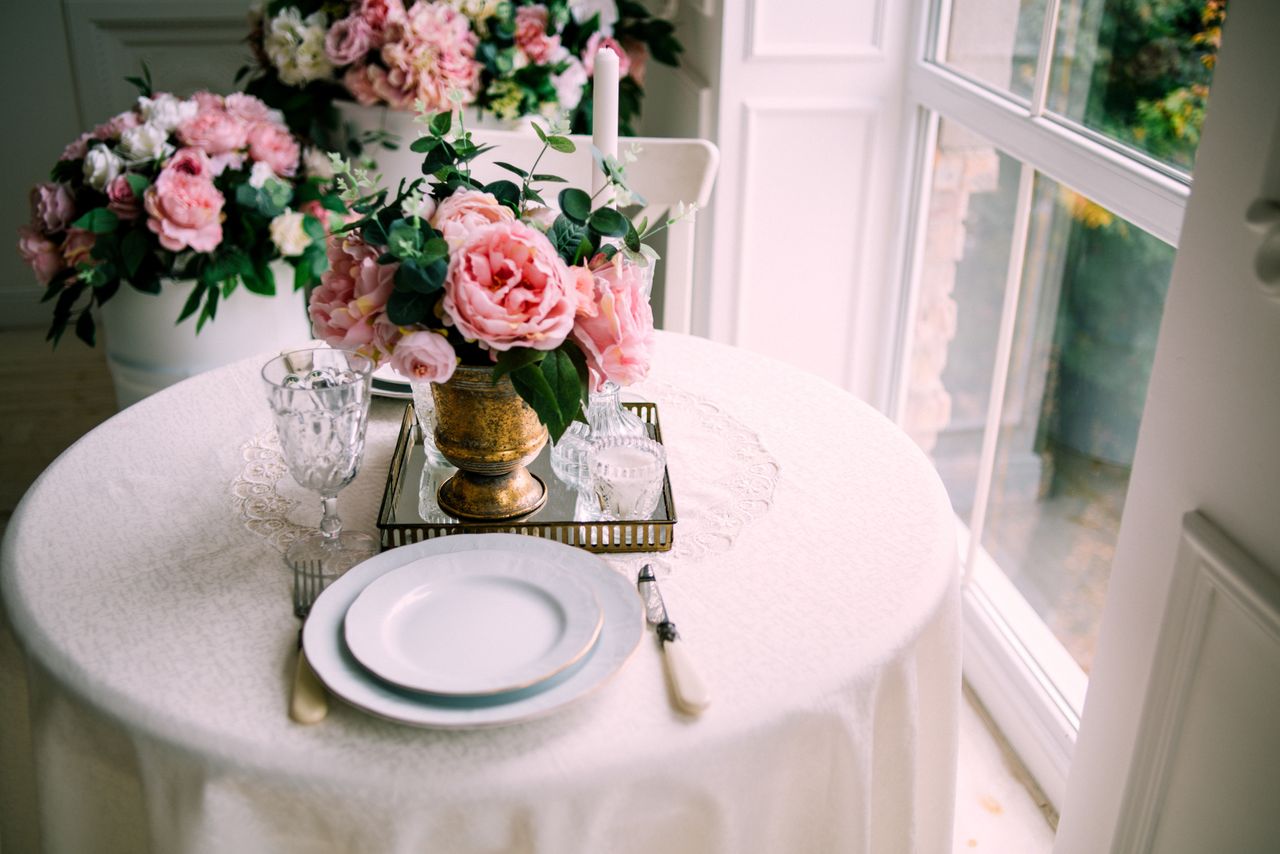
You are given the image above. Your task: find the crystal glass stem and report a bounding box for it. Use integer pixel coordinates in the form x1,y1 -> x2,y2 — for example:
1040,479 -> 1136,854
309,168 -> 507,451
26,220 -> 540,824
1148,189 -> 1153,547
318,493 -> 341,539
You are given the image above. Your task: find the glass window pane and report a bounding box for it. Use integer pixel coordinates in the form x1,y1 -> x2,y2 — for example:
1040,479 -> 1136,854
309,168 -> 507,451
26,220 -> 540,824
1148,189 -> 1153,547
1048,0 -> 1227,171
901,120 -> 1022,520
980,175 -> 1174,673
939,0 -> 1049,102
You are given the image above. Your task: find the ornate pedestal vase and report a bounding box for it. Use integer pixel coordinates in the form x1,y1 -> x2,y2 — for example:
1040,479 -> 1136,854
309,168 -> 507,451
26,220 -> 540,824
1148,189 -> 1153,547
431,365 -> 548,520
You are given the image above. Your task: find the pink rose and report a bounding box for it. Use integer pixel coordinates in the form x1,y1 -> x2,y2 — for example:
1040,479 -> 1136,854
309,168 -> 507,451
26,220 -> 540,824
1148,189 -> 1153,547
177,110 -> 248,155
326,15 -> 375,66
30,183 -> 76,234
343,64 -> 383,106
430,189 -> 516,248
106,175 -> 142,220
60,133 -> 92,162
309,235 -> 397,355
571,254 -> 654,389
247,122 -> 300,177
61,228 -> 96,269
515,5 -> 560,64
583,33 -> 632,78
144,148 -> 225,253
390,330 -> 457,384
567,263 -> 598,318
443,221 -> 576,352
359,0 -> 406,32
223,93 -> 274,125
17,226 -> 65,285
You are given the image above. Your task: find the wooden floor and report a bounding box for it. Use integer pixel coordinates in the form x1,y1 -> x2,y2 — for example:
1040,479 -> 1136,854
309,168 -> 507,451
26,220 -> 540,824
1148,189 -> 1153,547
0,326 -> 118,531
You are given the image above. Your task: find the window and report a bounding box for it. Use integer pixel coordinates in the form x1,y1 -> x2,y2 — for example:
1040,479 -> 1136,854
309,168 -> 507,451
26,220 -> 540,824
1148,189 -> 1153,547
893,0 -> 1224,805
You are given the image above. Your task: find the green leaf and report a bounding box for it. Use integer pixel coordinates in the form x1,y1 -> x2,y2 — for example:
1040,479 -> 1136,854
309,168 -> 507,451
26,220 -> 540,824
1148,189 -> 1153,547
532,173 -> 567,183
409,135 -> 439,154
196,284 -> 219,332
532,123 -> 549,144
430,110 -> 452,137
395,257 -> 447,294
492,348 -> 546,382
548,215 -> 587,261
121,229 -> 148,278
74,308 -> 96,347
177,280 -> 207,324
588,207 -> 629,237
387,218 -> 423,258
386,289 -> 435,325
301,214 -> 326,242
72,208 -> 119,235
624,220 -> 641,253
362,218 -> 388,247
494,160 -> 529,178
485,179 -> 521,210
420,237 -> 450,265
558,188 -> 592,223
561,339 -> 592,417
124,174 -> 149,198
320,194 -> 348,214
546,135 -> 576,154
509,362 -> 563,442
241,263 -> 276,296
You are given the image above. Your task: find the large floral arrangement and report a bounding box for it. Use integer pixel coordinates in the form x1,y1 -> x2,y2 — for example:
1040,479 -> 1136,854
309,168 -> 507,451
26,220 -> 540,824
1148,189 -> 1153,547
19,73 -> 348,346
310,110 -> 689,441
242,0 -> 682,142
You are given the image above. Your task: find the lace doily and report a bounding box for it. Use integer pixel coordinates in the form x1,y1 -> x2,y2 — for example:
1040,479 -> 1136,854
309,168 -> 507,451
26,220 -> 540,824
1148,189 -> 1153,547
232,382 -> 780,569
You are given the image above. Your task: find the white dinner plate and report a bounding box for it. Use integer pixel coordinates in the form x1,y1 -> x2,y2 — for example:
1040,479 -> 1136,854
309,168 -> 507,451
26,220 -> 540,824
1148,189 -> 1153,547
304,534 -> 644,729
372,365 -> 412,399
343,553 -> 603,696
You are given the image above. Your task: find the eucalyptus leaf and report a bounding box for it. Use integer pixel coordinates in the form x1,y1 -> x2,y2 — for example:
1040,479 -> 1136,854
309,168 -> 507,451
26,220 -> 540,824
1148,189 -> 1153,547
546,135 -> 575,154
494,161 -> 528,178
430,111 -> 452,137
558,188 -> 591,223
588,207 -> 629,237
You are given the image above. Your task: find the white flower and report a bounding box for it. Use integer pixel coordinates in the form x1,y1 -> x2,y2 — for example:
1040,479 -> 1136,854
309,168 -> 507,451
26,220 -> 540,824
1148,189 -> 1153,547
551,55 -> 588,112
249,160 -> 277,188
264,9 -> 333,86
269,211 -> 311,257
82,145 -> 124,191
116,123 -> 173,164
569,0 -> 618,34
303,147 -> 336,180
137,94 -> 197,133
401,189 -> 436,221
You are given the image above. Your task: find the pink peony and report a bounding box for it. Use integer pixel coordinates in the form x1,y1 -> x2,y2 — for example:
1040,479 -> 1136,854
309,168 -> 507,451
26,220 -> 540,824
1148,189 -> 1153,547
343,64 -> 383,106
246,122 -> 300,177
223,93 -> 274,125
376,2 -> 480,111
106,174 -> 142,220
144,148 -> 225,253
60,133 -> 93,162
359,0 -> 406,32
61,228 -> 96,268
443,221 -> 576,352
430,189 -> 516,248
309,235 -> 397,355
177,110 -> 248,155
93,110 -> 139,141
583,33 -> 632,78
514,5 -> 561,64
326,15 -> 375,66
571,254 -> 654,389
390,330 -> 457,383
567,263 -> 598,318
30,183 -> 76,234
192,91 -> 225,113
17,226 -> 65,285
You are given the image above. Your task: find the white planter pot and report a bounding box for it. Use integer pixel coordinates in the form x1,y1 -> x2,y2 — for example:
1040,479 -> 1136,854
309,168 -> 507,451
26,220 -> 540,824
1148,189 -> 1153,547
100,261 -> 312,409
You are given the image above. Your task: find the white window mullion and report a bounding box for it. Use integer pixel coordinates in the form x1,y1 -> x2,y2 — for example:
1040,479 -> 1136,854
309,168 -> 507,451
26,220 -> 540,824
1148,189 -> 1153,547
1029,0 -> 1064,117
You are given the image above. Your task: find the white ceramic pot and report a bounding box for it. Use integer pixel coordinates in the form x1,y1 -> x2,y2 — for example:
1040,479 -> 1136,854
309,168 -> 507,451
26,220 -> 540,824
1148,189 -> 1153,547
100,261 -> 312,409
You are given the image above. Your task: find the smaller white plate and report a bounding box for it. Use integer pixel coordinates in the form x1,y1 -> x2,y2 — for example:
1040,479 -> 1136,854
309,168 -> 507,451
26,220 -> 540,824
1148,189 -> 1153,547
344,553 -> 602,696
372,365 -> 412,399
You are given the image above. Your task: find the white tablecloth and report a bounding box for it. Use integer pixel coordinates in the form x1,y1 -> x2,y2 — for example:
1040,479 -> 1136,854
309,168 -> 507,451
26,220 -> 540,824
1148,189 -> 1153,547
1,332 -> 960,854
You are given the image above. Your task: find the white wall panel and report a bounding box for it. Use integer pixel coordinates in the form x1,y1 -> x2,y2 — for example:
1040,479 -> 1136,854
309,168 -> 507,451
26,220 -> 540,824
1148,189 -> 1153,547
748,0 -> 884,58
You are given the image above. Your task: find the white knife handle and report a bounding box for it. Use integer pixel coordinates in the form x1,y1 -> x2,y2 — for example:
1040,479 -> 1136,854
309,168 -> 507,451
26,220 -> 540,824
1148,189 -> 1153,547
663,638 -> 710,715
290,648 -> 329,725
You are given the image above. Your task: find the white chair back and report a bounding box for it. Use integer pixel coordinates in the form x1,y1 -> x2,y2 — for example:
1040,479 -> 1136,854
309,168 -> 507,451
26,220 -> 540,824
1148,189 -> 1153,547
463,129 -> 719,333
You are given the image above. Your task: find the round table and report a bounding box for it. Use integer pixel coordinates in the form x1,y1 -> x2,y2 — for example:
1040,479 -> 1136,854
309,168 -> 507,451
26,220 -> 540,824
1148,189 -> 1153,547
1,332 -> 959,854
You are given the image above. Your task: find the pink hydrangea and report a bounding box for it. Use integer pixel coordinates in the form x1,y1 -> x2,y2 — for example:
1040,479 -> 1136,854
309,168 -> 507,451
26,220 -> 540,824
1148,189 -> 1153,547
375,2 -> 480,110
309,235 -> 397,355
247,122 -> 300,177
571,254 -> 655,389
515,5 -> 560,64
390,330 -> 457,384
443,221 -> 576,352
177,109 -> 249,155
326,14 -> 375,66
30,183 -> 76,234
583,33 -> 632,78
17,226 -> 65,285
430,189 -> 516,248
106,175 -> 142,221
143,148 -> 225,253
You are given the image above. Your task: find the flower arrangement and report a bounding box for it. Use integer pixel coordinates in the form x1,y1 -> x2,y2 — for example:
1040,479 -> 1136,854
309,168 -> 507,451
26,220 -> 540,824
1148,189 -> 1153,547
309,108 -> 690,441
242,0 -> 682,142
20,71 -> 348,346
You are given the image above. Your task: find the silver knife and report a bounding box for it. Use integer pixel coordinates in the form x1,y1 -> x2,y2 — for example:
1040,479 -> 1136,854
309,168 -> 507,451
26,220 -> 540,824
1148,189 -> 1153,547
638,565 -> 710,715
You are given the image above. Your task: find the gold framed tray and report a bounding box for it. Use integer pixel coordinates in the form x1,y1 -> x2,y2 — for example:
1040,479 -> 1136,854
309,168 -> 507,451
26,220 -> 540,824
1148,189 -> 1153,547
377,402 -> 677,553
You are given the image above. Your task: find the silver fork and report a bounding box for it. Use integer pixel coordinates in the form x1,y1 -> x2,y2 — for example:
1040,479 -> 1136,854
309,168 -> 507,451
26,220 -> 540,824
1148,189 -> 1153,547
289,560 -> 329,724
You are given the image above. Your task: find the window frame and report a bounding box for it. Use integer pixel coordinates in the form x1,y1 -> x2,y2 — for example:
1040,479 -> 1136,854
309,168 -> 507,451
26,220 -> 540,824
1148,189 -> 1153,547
891,0 -> 1194,807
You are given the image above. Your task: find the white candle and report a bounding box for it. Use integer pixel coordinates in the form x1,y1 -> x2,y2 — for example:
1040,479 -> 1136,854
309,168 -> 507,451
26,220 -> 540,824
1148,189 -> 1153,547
591,46 -> 620,199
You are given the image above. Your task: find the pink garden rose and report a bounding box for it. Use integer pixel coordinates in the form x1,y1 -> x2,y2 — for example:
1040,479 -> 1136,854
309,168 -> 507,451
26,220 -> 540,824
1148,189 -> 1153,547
443,221 -> 577,352
144,148 -> 224,252
376,2 -> 480,110
515,5 -> 560,63
17,226 -> 64,285
60,133 -> 93,162
326,15 -> 375,66
223,93 -> 274,125
359,0 -> 406,32
571,254 -> 654,389
430,189 -> 516,248
61,228 -> 96,269
192,91 -> 225,113
247,122 -> 300,177
309,235 -> 397,354
106,174 -> 142,220
30,183 -> 75,234
177,109 -> 249,155
343,64 -> 383,106
583,33 -> 632,78
390,330 -> 457,384
567,263 -> 598,318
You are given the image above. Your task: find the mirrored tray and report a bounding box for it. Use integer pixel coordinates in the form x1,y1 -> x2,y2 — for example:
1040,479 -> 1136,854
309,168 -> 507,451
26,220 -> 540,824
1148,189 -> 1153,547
376,403 -> 677,553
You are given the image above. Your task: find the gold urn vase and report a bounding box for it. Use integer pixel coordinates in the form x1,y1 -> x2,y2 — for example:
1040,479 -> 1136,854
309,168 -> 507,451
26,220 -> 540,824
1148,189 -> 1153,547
431,364 -> 549,520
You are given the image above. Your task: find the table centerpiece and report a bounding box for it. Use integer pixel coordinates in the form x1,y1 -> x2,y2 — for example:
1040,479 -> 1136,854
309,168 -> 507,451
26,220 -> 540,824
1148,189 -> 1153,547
18,71 -> 350,407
